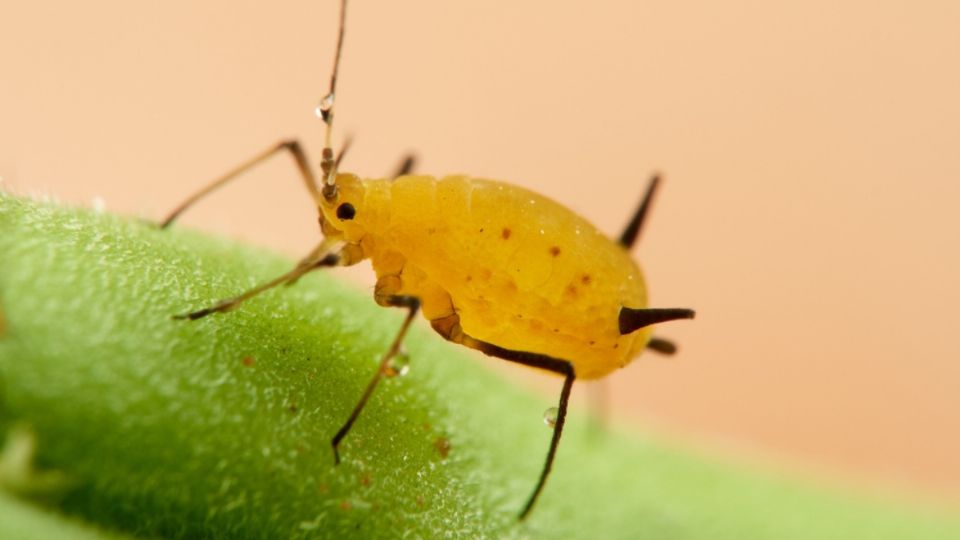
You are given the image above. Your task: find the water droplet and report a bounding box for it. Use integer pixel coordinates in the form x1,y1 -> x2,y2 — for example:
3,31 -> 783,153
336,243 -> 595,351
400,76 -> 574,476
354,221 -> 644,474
543,407 -> 559,427
384,349 -> 411,378
314,93 -> 335,122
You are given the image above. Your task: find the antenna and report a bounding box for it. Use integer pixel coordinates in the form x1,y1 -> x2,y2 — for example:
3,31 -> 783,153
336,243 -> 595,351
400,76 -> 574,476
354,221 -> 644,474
318,0 -> 348,200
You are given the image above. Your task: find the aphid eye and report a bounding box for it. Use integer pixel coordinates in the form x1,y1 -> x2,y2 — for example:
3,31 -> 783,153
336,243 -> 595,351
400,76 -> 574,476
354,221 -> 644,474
336,203 -> 356,220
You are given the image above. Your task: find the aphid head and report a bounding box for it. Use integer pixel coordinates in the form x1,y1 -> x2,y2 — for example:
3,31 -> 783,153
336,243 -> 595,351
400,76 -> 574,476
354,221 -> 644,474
319,172 -> 367,242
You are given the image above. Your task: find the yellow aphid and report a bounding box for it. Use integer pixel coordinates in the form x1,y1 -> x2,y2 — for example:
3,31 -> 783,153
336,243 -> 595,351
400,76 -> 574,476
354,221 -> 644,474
324,174 -> 656,380
161,0 -> 694,521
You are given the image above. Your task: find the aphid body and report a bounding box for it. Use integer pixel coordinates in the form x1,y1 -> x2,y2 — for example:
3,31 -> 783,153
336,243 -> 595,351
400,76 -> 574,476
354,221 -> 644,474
323,174 -> 649,380
162,0 -> 693,520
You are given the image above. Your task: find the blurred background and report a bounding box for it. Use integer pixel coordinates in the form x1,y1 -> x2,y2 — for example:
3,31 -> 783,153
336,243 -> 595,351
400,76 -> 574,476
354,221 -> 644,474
2,0 -> 957,510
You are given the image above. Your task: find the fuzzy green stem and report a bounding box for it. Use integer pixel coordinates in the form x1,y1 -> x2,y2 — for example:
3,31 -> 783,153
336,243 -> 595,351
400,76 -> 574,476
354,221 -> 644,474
0,195 -> 957,539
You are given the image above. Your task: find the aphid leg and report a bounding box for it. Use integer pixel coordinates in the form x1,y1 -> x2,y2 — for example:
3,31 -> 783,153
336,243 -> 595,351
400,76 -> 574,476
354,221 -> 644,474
390,154 -> 417,179
430,313 -> 575,520
647,336 -> 678,355
173,240 -> 344,320
469,339 -> 574,520
159,139 -> 321,229
331,294 -> 421,465
617,173 -> 661,249
283,242 -> 361,288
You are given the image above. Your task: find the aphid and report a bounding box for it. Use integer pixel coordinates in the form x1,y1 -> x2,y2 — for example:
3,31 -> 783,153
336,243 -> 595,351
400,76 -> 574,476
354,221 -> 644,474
160,0 -> 694,520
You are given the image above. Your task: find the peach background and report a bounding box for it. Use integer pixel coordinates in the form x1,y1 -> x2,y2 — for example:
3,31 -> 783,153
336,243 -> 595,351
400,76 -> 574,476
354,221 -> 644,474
2,1 -> 958,507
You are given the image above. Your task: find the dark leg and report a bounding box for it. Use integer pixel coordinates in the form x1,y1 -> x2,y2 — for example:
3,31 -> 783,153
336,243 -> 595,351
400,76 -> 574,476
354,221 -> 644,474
173,241 -> 341,320
618,173 -> 661,249
647,336 -> 678,355
159,139 -> 320,229
331,295 -> 421,464
532,370 -> 574,520
391,153 -> 416,178
430,314 -> 575,520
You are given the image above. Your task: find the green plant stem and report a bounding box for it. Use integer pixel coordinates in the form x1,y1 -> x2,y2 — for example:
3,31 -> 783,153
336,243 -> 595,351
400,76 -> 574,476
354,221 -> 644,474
0,491 -> 132,540
0,195 -> 957,539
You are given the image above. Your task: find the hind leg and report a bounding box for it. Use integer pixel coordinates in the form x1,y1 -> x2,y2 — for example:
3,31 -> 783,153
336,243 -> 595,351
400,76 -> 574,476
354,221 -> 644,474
430,313 -> 575,520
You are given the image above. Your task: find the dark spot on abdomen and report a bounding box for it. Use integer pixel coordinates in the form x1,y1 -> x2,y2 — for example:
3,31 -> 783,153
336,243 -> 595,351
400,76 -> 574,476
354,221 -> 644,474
501,228 -> 512,239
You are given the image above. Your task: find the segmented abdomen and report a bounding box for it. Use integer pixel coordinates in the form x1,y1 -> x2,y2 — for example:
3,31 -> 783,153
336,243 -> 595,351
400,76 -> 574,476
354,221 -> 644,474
373,175 -> 649,378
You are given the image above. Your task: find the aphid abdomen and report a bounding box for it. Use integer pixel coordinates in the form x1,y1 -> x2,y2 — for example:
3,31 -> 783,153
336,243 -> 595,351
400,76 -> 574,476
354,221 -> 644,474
376,175 -> 651,379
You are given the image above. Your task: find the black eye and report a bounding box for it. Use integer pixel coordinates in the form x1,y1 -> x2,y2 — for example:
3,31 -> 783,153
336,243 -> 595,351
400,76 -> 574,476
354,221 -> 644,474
336,203 -> 356,220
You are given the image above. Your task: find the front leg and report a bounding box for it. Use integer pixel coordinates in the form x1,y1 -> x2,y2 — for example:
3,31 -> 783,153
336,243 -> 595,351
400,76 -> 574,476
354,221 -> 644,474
330,274 -> 421,464
174,240 -> 359,320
